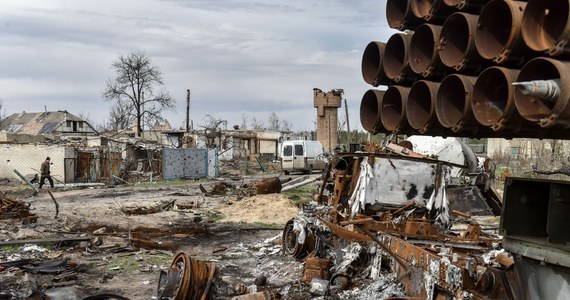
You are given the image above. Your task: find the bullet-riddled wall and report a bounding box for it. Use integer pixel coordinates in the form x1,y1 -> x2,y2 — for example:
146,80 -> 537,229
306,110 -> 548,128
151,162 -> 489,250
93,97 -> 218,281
313,88 -> 343,152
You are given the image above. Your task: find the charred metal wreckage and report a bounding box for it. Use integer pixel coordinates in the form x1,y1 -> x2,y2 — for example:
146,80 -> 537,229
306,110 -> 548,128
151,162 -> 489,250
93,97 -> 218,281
283,137 -> 515,299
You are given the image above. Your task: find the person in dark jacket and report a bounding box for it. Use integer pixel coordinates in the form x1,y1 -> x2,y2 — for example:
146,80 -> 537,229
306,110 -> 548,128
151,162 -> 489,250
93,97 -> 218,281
39,157 -> 54,189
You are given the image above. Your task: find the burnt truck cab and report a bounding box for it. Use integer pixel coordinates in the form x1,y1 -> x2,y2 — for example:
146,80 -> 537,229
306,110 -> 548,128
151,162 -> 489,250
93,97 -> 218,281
281,140 -> 327,175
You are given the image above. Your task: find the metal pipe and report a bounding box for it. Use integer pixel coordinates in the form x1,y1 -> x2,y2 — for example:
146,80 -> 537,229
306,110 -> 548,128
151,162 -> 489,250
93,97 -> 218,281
472,67 -> 524,131
387,0 -> 423,30
475,0 -> 531,65
186,89 -> 190,133
436,74 -> 483,133
361,42 -> 391,87
411,0 -> 456,23
439,12 -> 486,72
409,24 -> 448,78
383,33 -> 416,84
514,57 -> 570,128
443,0 -> 492,12
522,0 -> 570,56
381,86 -> 411,132
360,90 -> 386,135
407,80 -> 446,133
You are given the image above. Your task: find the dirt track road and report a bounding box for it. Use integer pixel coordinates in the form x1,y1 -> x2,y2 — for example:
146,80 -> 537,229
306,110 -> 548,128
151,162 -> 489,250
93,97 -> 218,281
0,175 -> 307,299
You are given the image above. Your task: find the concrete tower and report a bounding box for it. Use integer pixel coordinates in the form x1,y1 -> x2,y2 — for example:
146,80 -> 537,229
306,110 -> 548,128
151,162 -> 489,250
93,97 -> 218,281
313,88 -> 343,153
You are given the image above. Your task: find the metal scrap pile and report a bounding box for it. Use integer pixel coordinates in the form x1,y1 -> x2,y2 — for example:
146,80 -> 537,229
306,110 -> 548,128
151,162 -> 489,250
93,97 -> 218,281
281,137 -> 509,299
0,193 -> 37,222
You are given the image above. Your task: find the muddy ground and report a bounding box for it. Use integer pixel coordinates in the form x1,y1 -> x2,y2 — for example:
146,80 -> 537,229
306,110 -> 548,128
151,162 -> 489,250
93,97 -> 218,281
0,173 -> 320,299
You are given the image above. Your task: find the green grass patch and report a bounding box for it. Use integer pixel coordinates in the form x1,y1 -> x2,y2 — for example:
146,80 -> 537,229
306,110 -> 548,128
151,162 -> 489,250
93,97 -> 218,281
283,184 -> 316,205
109,256 -> 143,272
204,211 -> 225,223
146,255 -> 173,268
282,184 -> 316,196
0,245 -> 21,253
250,222 -> 282,229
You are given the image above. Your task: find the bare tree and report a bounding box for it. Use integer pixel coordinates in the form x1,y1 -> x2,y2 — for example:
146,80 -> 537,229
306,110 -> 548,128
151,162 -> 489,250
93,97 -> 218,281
241,113 -> 248,130
268,112 -> 280,131
103,51 -> 174,137
108,103 -> 135,131
281,119 -> 292,132
251,117 -> 264,130
200,114 -> 227,148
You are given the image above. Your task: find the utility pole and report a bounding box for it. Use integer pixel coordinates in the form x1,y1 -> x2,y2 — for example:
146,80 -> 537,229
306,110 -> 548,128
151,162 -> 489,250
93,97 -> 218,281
344,98 -> 351,145
186,89 -> 191,132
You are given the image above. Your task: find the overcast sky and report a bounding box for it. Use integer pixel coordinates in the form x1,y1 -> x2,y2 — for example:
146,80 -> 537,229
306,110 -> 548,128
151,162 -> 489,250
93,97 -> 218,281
0,0 -> 395,131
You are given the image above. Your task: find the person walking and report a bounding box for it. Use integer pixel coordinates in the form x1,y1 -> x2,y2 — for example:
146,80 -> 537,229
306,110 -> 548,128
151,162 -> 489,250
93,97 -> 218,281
39,157 -> 54,189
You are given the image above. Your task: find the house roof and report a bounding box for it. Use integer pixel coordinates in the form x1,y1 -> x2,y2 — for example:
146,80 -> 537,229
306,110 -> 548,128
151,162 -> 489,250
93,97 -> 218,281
0,111 -> 93,135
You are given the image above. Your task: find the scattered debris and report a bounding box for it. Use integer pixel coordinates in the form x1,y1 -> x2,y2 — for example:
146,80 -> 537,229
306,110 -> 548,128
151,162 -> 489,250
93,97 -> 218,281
0,237 -> 91,247
130,235 -> 177,251
121,200 -> 176,215
0,193 -> 37,222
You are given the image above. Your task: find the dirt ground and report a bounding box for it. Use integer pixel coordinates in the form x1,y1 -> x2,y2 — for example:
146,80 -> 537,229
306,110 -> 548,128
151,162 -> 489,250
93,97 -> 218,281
0,174 -> 309,299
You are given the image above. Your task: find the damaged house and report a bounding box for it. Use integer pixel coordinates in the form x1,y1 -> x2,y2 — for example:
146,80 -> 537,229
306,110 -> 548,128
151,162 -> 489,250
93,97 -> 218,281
0,111 -> 103,184
0,111 -> 98,143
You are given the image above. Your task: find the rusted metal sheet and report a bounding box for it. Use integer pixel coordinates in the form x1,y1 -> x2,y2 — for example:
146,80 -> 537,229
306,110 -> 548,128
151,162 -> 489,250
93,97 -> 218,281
303,257 -> 332,285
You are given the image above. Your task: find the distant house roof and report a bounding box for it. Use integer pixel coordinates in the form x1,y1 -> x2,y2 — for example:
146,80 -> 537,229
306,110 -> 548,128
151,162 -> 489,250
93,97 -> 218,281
0,111 -> 98,135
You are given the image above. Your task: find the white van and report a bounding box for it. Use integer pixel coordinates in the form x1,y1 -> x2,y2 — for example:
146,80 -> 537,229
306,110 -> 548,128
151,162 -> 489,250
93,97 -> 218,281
281,140 -> 327,174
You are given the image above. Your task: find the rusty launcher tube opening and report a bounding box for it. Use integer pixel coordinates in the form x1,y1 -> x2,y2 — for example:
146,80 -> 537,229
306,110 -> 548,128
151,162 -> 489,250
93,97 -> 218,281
411,0 -> 454,23
381,86 -> 410,131
411,0 -> 437,19
362,42 -> 390,87
514,57 -> 570,128
522,0 -> 570,56
475,0 -> 528,65
360,90 -> 386,134
410,23 -> 445,78
436,74 -> 477,132
387,0 -> 423,30
443,0 -> 491,12
407,80 -> 441,133
472,67 -> 520,131
384,33 -> 414,83
439,12 -> 481,72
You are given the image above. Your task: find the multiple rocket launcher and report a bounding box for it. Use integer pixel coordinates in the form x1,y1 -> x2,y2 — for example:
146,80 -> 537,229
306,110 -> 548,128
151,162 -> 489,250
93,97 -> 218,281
361,0 -> 570,139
